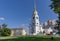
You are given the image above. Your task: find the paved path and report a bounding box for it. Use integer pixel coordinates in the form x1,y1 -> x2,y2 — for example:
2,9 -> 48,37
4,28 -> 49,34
0,36 -> 17,39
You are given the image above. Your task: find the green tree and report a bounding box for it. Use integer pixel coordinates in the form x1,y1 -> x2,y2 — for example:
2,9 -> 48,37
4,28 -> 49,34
0,25 -> 1,36
1,24 -> 11,36
1,28 -> 11,36
2,23 -> 7,28
50,0 -> 60,34
50,0 -> 60,13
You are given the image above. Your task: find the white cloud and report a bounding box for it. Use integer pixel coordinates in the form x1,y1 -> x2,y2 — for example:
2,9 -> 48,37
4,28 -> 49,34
21,24 -> 25,27
28,18 -> 31,21
0,17 -> 5,20
20,23 -> 29,27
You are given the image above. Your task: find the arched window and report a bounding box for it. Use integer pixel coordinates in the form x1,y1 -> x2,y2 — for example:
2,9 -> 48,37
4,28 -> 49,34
33,17 -> 34,19
36,17 -> 38,19
37,23 -> 38,24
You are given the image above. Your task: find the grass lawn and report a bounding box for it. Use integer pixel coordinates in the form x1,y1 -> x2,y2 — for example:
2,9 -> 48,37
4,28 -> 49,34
0,36 -> 60,41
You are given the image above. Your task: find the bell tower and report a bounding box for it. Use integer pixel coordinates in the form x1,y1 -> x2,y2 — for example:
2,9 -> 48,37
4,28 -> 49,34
29,0 -> 41,35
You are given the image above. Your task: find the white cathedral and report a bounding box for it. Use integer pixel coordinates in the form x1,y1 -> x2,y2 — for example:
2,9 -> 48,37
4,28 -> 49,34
29,0 -> 43,35
29,0 -> 57,36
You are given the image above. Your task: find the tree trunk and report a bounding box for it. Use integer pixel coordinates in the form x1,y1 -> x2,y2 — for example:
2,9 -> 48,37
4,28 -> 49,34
58,13 -> 60,34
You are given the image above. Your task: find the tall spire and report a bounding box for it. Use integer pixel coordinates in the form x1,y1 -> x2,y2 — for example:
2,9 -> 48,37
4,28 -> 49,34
34,0 -> 36,11
29,0 -> 41,35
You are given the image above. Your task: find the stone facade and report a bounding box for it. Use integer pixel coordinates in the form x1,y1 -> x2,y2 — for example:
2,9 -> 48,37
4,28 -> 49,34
10,28 -> 26,36
43,20 -> 57,35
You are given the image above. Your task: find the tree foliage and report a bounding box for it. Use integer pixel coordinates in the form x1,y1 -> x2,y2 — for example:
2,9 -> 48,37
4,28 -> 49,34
2,23 -> 7,28
50,0 -> 60,13
50,0 -> 60,34
1,28 -> 11,36
0,24 -> 11,36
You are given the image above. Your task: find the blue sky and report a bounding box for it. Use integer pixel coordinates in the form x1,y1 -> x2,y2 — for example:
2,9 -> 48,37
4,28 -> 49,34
0,0 -> 57,29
